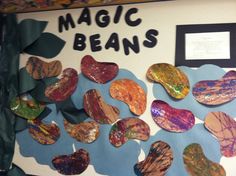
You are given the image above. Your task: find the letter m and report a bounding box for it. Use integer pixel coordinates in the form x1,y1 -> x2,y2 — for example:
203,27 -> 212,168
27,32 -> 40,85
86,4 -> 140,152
58,13 -> 75,33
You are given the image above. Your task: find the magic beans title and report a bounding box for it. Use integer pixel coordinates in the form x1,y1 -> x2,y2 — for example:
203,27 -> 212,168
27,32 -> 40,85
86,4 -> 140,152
58,6 -> 158,55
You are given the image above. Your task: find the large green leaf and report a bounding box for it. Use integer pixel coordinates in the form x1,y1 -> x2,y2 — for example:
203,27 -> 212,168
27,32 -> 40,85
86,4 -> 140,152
36,107 -> 52,121
56,98 -> 89,124
18,19 -> 48,51
7,163 -> 26,176
24,33 -> 65,58
30,77 -> 59,103
14,116 -> 28,133
19,68 -> 38,94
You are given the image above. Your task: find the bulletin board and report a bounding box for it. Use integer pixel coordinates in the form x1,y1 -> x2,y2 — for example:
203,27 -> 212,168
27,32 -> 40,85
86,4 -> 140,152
1,0 -> 236,176
0,0 -> 169,13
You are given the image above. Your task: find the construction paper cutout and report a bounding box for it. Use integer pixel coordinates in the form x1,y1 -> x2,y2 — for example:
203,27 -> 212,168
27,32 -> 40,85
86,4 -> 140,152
24,32 -> 65,58
17,70 -> 145,175
19,67 -> 38,94
26,56 -> 62,79
52,149 -> 90,175
17,105 -> 141,175
14,116 -> 28,132
30,77 -> 59,103
10,96 -> 45,120
6,163 -> 26,176
152,64 -> 236,121
64,120 -> 99,143
110,79 -> 146,115
35,107 -> 52,121
18,19 -> 48,51
56,98 -> 89,124
14,106 -> 52,133
147,63 -> 190,99
151,100 -> 195,132
134,141 -> 173,176
84,89 -> 120,124
139,124 -> 221,176
72,69 -> 147,119
45,68 -> 78,101
109,117 -> 150,147
205,112 -> 236,157
81,55 -> 119,84
183,143 -> 226,176
193,70 -> 236,105
28,119 -> 60,145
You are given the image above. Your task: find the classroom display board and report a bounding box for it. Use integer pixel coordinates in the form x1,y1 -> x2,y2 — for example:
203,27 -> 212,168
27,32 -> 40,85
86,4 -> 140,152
7,1 -> 236,175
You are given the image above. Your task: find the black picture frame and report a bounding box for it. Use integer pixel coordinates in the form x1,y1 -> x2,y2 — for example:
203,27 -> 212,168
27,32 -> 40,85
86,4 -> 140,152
175,23 -> 236,67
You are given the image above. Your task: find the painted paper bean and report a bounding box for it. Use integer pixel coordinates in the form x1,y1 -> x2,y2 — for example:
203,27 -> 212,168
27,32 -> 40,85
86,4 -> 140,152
64,120 -> 100,143
26,56 -> 62,79
134,140 -> 173,176
45,68 -> 78,101
183,143 -> 226,176
151,100 -> 195,132
109,117 -> 150,147
205,112 -> 236,157
81,55 -> 119,84
110,79 -> 146,115
52,149 -> 89,175
28,119 -> 60,145
84,89 -> 120,124
192,71 -> 236,105
146,63 -> 189,99
10,96 -> 45,120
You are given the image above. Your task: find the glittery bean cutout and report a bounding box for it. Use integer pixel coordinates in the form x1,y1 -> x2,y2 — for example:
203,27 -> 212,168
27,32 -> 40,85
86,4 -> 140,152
147,63 -> 189,99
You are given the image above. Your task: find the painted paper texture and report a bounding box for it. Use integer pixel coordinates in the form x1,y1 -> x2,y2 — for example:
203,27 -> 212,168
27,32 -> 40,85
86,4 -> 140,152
134,140 -> 173,176
205,112 -> 236,157
109,117 -> 150,147
193,70 -> 236,105
151,100 -> 195,132
183,143 -> 226,176
81,55 -> 119,84
84,89 -> 120,124
110,79 -> 146,115
147,63 -> 190,99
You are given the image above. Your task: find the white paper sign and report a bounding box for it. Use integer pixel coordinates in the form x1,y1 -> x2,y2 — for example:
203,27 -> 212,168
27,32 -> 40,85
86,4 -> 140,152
185,31 -> 230,60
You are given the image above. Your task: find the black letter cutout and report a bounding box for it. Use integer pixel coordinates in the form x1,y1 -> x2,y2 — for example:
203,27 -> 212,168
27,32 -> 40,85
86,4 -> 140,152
125,8 -> 141,27
73,33 -> 86,51
58,13 -> 75,33
143,29 -> 159,48
95,10 -> 110,28
78,7 -> 91,25
105,33 -> 120,51
114,6 -> 123,24
90,34 -> 102,52
123,36 -> 140,55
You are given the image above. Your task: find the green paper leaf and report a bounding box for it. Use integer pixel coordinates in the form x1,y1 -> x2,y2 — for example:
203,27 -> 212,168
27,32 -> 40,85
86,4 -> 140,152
36,107 -> 52,121
7,163 -> 26,176
14,107 -> 52,132
30,77 -> 58,103
56,98 -> 89,124
14,116 -> 28,132
19,67 -> 38,94
24,33 -> 65,58
18,19 -> 48,51
61,109 -> 88,124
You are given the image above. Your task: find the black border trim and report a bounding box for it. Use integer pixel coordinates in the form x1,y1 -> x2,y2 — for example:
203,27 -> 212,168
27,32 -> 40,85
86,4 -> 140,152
175,23 -> 236,68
